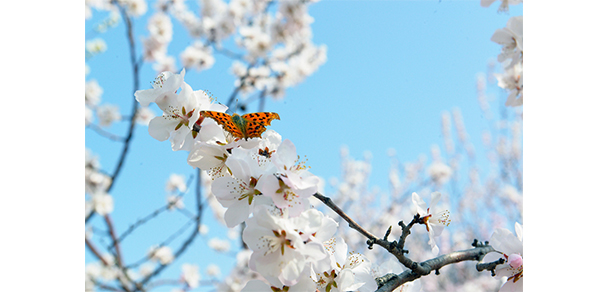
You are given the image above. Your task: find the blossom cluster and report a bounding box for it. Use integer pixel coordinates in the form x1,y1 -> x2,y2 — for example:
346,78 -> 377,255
85,1 -> 521,291
491,16 -> 523,107
138,0 -> 327,100
84,0 -> 326,215
481,0 -> 523,107
134,70 -> 452,291
85,149 -> 113,216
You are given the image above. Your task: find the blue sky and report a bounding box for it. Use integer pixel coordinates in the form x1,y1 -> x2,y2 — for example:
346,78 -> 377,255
85,0 -> 523,289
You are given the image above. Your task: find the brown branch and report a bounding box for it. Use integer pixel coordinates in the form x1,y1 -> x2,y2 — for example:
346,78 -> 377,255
112,204 -> 170,249
313,193 -> 377,240
397,215 -> 422,252
226,62 -> 256,111
137,169 -> 205,288
476,257 -> 506,276
313,192 -> 426,274
104,215 -> 124,269
107,0 -> 140,194
86,123 -> 126,142
376,244 -> 497,292
104,214 -> 134,292
110,174 -> 195,249
85,237 -> 110,266
93,282 -> 124,292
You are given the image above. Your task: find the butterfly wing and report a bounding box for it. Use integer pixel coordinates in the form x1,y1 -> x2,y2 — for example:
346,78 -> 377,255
201,111 -> 244,139
241,112 -> 280,139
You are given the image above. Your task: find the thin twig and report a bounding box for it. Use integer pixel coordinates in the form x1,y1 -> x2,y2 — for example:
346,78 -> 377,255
313,192 -> 424,274
86,123 -> 126,142
226,62 -> 256,111
397,215 -> 421,252
107,1 -> 140,193
104,215 -> 125,269
86,237 -> 110,266
213,43 -> 244,60
93,282 -> 124,292
111,175 -> 195,248
313,193 -> 377,241
137,169 -> 205,288
112,204 -> 171,248
104,214 -> 133,292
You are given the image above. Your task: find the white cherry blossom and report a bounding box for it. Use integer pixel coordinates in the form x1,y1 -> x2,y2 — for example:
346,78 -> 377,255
91,191 -> 114,215
412,192 -> 451,255
135,70 -> 227,151
491,16 -> 523,66
148,246 -> 174,265
243,205 -> 327,284
211,147 -> 275,227
259,139 -> 320,217
181,263 -> 200,288
313,237 -> 377,292
242,264 -> 317,292
484,222 -> 523,292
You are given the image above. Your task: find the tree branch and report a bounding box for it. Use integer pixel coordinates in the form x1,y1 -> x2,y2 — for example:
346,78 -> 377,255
376,244 -> 497,292
137,169 -> 205,289
104,215 -> 124,268
107,0 -> 140,193
110,175 -> 195,249
85,237 -> 110,266
314,191 -> 500,289
86,123 -> 126,142
226,62 -> 256,111
313,192 -> 377,241
476,257 -> 506,276
313,192 -> 426,274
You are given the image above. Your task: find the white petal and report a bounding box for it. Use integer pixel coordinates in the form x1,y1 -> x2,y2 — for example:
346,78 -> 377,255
507,16 -> 523,38
411,192 -> 428,215
241,280 -> 270,292
148,116 -> 175,141
135,88 -> 160,107
337,269 -> 357,291
170,126 -> 194,151
490,29 -> 514,46
275,139 -> 298,167
429,191 -> 442,209
515,222 -> 523,242
281,260 -> 303,283
428,232 -> 439,255
225,199 -> 250,228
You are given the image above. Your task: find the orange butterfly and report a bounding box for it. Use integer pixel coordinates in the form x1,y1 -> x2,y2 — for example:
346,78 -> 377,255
200,111 -> 280,140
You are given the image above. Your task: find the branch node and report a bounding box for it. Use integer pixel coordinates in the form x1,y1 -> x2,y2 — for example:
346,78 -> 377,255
366,239 -> 375,250
383,225 -> 392,241
375,273 -> 398,288
476,257 -> 506,277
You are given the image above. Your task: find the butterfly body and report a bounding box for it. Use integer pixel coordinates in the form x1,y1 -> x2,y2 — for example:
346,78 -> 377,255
201,111 -> 280,140
231,114 -> 249,135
